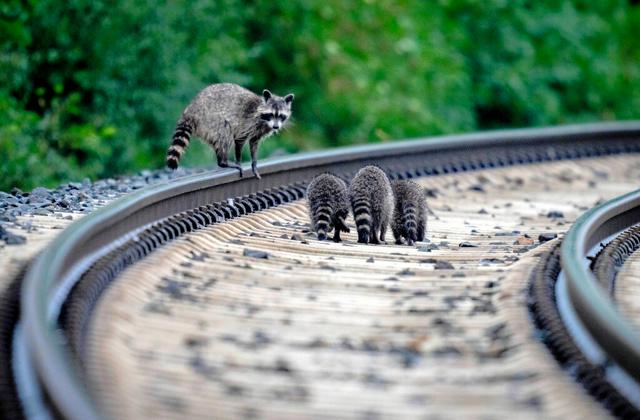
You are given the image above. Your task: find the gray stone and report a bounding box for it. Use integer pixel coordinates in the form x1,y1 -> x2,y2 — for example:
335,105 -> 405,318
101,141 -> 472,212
243,249 -> 270,259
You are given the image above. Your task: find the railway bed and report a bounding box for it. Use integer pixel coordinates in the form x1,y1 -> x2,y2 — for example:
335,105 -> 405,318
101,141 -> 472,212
3,122 -> 640,419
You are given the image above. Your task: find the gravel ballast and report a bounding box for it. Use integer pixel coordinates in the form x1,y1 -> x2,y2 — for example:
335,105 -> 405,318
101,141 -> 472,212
0,168 -> 206,245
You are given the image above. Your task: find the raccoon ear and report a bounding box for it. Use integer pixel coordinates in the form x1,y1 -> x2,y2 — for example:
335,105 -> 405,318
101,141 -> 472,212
262,89 -> 272,102
284,93 -> 294,105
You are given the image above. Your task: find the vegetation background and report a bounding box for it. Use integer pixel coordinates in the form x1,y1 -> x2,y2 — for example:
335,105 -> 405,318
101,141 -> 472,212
1,0 -> 639,191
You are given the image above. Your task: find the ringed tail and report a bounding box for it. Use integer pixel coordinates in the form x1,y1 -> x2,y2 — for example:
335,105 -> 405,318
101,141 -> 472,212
167,118 -> 194,169
313,204 -> 333,240
403,202 -> 418,242
352,198 -> 371,243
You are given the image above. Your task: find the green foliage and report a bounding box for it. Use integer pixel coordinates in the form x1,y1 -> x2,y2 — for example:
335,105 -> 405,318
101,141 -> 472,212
1,0 -> 639,190
441,0 -> 640,127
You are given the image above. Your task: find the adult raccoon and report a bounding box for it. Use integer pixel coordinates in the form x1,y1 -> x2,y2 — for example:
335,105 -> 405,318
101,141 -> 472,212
166,83 -> 293,179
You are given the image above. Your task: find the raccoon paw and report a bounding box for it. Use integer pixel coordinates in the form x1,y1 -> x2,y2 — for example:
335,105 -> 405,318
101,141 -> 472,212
252,162 -> 261,179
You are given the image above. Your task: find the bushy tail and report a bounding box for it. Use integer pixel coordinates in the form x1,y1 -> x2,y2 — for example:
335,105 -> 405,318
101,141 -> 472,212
166,118 -> 194,169
403,202 -> 418,244
313,204 -> 333,241
352,197 -> 371,243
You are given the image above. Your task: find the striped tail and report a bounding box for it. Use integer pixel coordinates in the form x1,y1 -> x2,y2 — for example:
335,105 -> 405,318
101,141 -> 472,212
166,118 -> 194,169
352,198 -> 371,244
313,204 -> 333,241
403,202 -> 418,245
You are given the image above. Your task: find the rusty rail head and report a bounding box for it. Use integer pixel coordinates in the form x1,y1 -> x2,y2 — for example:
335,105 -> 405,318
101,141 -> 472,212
21,121 -> 640,419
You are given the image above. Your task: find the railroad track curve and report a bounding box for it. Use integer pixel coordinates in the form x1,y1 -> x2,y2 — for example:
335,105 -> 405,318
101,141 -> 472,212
528,188 -> 640,418
4,122 -> 640,419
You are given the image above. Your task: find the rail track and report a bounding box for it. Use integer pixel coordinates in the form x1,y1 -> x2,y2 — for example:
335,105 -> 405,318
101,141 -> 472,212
3,122 -> 640,419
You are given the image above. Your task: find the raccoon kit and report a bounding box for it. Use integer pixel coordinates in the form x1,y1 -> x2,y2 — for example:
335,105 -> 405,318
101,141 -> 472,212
306,173 -> 351,242
348,165 -> 394,244
166,83 -> 294,179
391,180 -> 427,246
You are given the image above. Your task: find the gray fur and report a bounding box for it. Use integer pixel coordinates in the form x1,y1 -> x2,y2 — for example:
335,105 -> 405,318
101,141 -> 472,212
167,83 -> 294,178
348,166 -> 393,244
391,180 -> 427,246
306,173 -> 350,242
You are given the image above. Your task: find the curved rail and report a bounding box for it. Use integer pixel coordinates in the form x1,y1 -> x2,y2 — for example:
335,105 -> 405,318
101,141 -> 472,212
21,121 -> 640,419
561,189 -> 640,383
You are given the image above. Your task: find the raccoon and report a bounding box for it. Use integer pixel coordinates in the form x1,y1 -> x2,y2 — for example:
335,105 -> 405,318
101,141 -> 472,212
348,165 -> 393,244
391,180 -> 427,246
166,83 -> 294,179
306,173 -> 350,242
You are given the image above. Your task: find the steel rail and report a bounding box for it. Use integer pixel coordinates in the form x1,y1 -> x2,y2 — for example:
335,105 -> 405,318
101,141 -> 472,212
21,121 -> 640,419
561,188 -> 640,384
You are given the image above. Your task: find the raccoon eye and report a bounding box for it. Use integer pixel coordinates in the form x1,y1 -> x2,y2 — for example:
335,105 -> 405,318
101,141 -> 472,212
260,113 -> 274,121
278,114 -> 287,121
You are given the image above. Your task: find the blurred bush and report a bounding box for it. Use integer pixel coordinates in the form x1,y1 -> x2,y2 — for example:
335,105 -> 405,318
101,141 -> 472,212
1,0 -> 639,190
